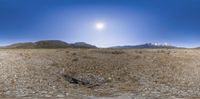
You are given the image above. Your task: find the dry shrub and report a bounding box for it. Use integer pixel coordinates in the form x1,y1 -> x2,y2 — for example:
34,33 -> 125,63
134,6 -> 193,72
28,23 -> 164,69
134,55 -> 141,59
19,53 -> 24,56
94,50 -> 125,55
51,62 -> 59,66
135,50 -> 142,54
157,50 -> 171,55
82,56 -> 96,59
72,58 -> 78,62
72,52 -> 77,55
111,50 -> 125,54
157,50 -> 165,53
167,51 -> 171,55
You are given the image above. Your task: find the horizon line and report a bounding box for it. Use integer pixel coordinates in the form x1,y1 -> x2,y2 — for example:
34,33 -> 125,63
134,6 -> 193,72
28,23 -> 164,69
0,40 -> 199,48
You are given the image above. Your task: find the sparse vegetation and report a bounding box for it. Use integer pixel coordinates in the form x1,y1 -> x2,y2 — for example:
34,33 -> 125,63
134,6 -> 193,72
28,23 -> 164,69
82,55 -> 96,59
72,58 -> 78,62
134,55 -> 141,59
111,50 -> 125,54
157,50 -> 166,53
72,52 -> 77,55
135,50 -> 142,54
0,48 -> 200,98
93,49 -> 125,55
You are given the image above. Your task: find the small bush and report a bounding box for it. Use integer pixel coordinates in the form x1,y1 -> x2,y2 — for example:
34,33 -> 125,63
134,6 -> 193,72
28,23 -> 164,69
135,50 -> 142,54
157,50 -> 165,53
167,51 -> 170,55
72,58 -> 78,62
72,52 -> 77,55
94,50 -> 125,55
82,56 -> 96,59
111,50 -> 125,54
51,62 -> 59,66
19,53 -> 24,56
134,55 -> 141,59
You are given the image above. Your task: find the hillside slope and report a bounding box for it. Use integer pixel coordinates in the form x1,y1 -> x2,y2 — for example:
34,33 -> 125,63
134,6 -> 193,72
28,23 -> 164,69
5,40 -> 97,49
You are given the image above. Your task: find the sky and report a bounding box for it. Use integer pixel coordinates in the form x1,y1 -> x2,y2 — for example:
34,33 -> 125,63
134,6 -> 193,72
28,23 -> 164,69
1,0 -> 200,47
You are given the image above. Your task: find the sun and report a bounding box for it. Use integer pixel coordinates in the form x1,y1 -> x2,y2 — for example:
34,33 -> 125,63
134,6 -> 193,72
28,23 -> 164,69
95,22 -> 105,30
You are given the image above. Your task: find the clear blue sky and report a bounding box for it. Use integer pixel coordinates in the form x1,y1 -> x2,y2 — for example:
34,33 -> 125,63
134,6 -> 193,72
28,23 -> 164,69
1,0 -> 200,47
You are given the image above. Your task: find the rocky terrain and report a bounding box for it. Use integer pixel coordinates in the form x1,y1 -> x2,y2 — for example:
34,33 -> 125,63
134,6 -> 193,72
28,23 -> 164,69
0,48 -> 200,99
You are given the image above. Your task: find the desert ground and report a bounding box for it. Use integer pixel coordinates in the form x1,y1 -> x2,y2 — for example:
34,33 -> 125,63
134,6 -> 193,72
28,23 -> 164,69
0,48 -> 200,99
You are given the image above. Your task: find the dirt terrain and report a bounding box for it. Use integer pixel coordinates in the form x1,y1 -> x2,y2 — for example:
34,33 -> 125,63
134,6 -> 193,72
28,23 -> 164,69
0,48 -> 200,99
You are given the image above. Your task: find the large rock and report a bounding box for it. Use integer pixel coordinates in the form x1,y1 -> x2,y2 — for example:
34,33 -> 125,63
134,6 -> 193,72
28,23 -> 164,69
63,73 -> 108,88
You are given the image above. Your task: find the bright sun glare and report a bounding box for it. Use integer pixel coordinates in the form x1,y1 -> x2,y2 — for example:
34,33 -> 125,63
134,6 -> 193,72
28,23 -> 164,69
95,22 -> 105,30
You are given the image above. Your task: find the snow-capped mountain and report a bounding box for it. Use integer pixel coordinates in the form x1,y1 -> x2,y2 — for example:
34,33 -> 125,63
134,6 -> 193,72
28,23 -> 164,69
111,43 -> 177,49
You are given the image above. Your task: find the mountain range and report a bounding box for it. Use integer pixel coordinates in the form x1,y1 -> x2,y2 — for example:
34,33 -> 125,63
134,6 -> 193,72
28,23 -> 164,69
0,40 -> 187,49
2,40 -> 97,49
111,43 -> 179,49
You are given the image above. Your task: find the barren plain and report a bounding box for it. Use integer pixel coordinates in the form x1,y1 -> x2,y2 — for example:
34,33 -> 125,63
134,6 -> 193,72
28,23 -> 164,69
0,48 -> 200,99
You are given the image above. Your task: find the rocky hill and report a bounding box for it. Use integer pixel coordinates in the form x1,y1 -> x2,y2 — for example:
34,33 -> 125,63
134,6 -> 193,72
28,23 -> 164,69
6,42 -> 36,49
70,42 -> 97,48
4,40 -> 97,49
35,40 -> 70,48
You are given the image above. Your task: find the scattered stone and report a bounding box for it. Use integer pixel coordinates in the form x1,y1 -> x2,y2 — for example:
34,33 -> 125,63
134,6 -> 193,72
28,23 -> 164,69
57,94 -> 65,98
45,94 -> 52,97
63,73 -> 108,88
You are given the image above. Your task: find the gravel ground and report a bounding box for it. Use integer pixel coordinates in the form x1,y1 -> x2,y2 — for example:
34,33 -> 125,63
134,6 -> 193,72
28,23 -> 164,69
0,48 -> 200,99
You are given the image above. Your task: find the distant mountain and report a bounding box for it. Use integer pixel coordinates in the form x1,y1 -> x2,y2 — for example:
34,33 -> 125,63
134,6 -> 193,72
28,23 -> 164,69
35,40 -> 70,48
70,42 -> 97,48
4,40 -> 97,49
6,42 -> 36,49
111,43 -> 177,49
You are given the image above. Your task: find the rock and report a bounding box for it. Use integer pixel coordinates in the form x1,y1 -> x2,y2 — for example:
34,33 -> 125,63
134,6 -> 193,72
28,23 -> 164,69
45,94 -> 52,97
41,91 -> 48,94
57,94 -> 65,98
63,73 -> 108,88
65,93 -> 69,96
5,91 -> 11,95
